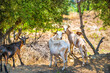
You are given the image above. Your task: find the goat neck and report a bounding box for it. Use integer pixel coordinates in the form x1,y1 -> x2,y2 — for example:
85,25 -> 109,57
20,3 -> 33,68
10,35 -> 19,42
65,29 -> 72,36
20,41 -> 24,49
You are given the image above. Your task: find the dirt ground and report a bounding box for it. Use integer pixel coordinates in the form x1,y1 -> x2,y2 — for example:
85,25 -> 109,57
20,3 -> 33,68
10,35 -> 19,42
2,53 -> 110,73
1,11 -> 110,73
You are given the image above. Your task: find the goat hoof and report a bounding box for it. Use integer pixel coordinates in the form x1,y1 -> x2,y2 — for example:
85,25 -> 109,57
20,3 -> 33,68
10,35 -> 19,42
21,64 -> 24,66
55,64 -> 57,67
62,67 -> 65,70
0,69 -> 2,72
49,64 -> 51,67
82,62 -> 85,66
82,65 -> 84,66
6,71 -> 9,73
82,64 -> 85,66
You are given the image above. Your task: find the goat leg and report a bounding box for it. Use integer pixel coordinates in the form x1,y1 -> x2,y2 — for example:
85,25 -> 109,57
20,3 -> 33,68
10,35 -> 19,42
12,56 -> 15,67
64,49 -> 68,68
18,54 -> 24,65
79,47 -> 85,66
17,49 -> 24,65
49,54 -> 52,67
60,52 -> 66,70
0,56 -> 2,72
84,49 -> 88,64
70,44 -> 73,54
68,44 -> 78,59
4,55 -> 8,73
54,56 -> 57,67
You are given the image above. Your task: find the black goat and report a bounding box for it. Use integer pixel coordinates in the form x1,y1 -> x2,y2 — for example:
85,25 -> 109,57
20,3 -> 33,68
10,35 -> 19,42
0,36 -> 28,73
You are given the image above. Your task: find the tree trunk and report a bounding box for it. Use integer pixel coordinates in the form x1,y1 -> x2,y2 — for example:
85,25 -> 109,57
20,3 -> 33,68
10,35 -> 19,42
15,28 -> 22,41
13,30 -> 16,42
1,18 -> 21,44
0,28 -> 3,45
35,28 -> 37,40
87,0 -> 90,10
8,32 -> 11,43
77,1 -> 99,55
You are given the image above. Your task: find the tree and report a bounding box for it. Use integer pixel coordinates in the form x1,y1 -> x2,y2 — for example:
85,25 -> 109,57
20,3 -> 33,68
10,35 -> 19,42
91,0 -> 110,26
0,0 -> 70,44
75,0 -> 105,55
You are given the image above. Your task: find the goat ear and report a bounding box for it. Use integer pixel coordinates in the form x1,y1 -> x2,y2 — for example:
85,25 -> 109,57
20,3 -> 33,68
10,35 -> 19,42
76,31 -> 82,36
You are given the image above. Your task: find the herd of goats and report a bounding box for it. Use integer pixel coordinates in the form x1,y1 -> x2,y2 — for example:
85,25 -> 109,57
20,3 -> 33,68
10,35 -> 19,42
0,24 -> 88,73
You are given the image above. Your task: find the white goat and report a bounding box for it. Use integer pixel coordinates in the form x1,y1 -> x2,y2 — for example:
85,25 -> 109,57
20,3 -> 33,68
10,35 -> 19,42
63,25 -> 88,66
49,31 -> 70,70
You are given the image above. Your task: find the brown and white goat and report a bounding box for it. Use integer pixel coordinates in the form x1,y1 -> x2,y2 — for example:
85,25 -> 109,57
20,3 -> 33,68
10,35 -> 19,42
49,31 -> 70,70
0,36 -> 28,73
63,25 -> 88,66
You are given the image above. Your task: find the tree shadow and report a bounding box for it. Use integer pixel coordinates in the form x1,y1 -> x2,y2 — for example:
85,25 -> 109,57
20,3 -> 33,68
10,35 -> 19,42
88,53 -> 110,73
8,53 -> 110,73
10,64 -> 75,73
70,53 -> 110,73
103,64 -> 110,73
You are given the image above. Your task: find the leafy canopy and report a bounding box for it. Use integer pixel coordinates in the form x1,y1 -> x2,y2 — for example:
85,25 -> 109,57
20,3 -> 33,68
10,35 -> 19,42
0,0 -> 69,33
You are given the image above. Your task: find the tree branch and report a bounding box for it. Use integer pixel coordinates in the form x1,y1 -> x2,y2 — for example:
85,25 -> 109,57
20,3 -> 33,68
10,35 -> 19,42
2,19 -> 21,40
96,37 -> 105,52
15,28 -> 22,41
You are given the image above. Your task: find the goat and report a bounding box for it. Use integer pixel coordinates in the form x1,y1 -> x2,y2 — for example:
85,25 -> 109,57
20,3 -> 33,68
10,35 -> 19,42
63,25 -> 88,66
49,31 -> 70,70
0,36 -> 28,73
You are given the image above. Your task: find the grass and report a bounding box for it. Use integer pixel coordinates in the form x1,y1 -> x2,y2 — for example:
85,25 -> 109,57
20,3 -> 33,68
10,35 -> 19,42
57,72 -> 60,73
100,49 -> 110,53
99,27 -> 107,31
97,20 -> 100,23
84,21 -> 87,23
100,49 -> 105,52
87,28 -> 91,31
89,33 -> 99,39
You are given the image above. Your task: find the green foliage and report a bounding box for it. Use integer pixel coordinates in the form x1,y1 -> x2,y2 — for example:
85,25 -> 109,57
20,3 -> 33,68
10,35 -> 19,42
70,0 -> 110,26
70,0 -> 92,13
90,0 -> 110,26
99,27 -> 107,31
68,3 -> 77,12
0,0 -> 70,33
89,33 -> 99,39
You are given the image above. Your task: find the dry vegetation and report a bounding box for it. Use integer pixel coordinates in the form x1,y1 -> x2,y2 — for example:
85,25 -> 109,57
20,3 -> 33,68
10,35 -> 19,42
2,11 -> 110,73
